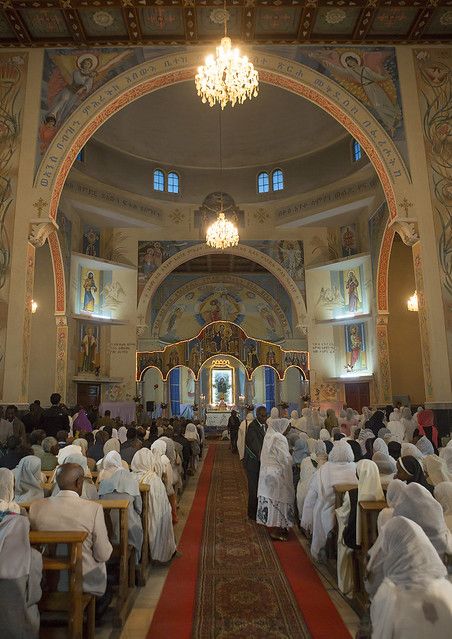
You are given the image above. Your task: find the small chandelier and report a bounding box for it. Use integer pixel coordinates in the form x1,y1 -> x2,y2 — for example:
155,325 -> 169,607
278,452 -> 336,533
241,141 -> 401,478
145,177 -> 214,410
407,290 -> 419,312
195,8 -> 259,110
206,210 -> 239,250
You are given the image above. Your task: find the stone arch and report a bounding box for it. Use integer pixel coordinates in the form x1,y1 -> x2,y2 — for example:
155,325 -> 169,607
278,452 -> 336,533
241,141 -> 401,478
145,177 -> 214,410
137,243 -> 307,331
34,50 -> 411,319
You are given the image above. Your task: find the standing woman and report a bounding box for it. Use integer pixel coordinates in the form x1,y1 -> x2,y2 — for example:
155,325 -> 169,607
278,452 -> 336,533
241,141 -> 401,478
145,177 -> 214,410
257,418 -> 294,541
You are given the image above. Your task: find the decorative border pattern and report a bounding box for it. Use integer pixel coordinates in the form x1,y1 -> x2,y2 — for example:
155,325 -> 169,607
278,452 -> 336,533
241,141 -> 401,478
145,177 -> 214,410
412,241 -> 433,401
376,314 -> 392,404
376,222 -> 395,312
20,243 -> 36,402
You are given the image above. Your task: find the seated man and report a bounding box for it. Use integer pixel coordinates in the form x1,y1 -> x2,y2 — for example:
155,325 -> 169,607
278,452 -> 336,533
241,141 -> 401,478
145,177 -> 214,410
120,427 -> 142,465
29,463 -> 113,610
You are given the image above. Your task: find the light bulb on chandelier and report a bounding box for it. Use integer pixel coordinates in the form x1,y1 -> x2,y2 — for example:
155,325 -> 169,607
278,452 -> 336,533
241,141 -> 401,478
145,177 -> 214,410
206,210 -> 239,250
195,6 -> 259,110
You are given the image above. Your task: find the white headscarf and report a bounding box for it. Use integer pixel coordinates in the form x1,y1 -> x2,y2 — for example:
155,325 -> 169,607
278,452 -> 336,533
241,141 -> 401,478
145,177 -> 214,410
424,455 -> 451,486
373,438 -> 389,456
434,482 -> 452,516
0,514 -> 35,579
72,438 -> 88,455
266,407 -> 279,429
98,450 -> 123,481
319,428 -> 331,442
377,479 -> 406,533
369,516 -> 452,639
416,436 -> 434,457
393,482 -> 452,558
0,468 -> 20,514
57,444 -> 81,465
150,439 -> 173,486
103,438 -> 120,455
131,448 -> 156,484
14,456 -> 44,503
355,459 -> 384,544
440,447 -> 452,474
118,426 -> 128,444
401,442 -> 424,462
184,423 -> 199,442
372,451 -> 396,478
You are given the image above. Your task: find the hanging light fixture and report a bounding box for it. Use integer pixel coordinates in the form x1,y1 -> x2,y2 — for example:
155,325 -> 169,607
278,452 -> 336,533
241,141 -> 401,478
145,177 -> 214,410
407,290 -> 419,312
195,5 -> 259,109
205,108 -> 239,250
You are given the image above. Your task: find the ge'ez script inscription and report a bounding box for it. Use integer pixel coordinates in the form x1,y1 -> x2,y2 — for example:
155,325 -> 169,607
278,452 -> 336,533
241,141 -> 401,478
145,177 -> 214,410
109,342 -> 136,355
312,341 -> 336,354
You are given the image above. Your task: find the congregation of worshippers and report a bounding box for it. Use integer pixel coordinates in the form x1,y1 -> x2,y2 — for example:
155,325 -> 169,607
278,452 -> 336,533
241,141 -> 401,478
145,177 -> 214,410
0,394 -> 203,638
235,402 -> 452,638
1,394 -> 452,639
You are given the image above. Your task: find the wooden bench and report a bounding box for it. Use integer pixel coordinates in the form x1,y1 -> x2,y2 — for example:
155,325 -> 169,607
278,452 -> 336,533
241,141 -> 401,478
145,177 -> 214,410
29,530 -> 95,639
98,499 -> 135,627
334,483 -> 358,509
138,483 -> 150,586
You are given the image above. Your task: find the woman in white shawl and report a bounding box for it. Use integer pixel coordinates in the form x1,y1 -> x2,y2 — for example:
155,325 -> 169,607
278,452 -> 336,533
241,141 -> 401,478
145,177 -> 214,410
184,424 -> 200,473
393,482 -> 452,560
150,439 -> 178,523
238,412 -> 253,460
296,444 -> 321,521
424,455 -> 451,486
0,510 -> 42,639
440,446 -> 452,474
117,426 -> 128,444
14,456 -> 44,504
161,436 -> 182,493
265,407 -> 279,429
401,442 -> 424,463
256,418 -> 294,541
416,436 -> 435,457
387,411 -> 405,443
369,516 -> 452,639
97,438 -> 128,472
400,406 -> 415,442
434,482 -> 452,531
372,451 -> 397,486
0,468 -> 20,515
377,478 -> 406,533
289,409 -> 304,432
98,451 -> 143,562
336,459 -> 384,596
302,441 -> 357,559
130,449 -> 176,563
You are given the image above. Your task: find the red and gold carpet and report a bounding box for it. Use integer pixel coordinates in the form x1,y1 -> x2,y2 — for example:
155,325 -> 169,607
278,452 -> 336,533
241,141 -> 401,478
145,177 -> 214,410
148,442 -> 351,639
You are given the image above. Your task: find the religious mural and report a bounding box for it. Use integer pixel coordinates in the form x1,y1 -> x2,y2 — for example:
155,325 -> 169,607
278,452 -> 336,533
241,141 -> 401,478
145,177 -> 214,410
137,321 -> 309,381
152,275 -> 291,344
270,45 -> 407,164
0,53 -> 27,398
138,239 -> 306,306
80,267 -> 100,314
78,323 -> 100,374
82,224 -> 100,257
340,224 -> 359,257
314,264 -> 369,321
344,322 -> 367,373
414,48 -> 452,378
56,208 -> 72,302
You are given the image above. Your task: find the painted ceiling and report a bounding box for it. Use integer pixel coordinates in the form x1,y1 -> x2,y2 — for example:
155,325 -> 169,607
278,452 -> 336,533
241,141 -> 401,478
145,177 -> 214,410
0,1 -> 450,47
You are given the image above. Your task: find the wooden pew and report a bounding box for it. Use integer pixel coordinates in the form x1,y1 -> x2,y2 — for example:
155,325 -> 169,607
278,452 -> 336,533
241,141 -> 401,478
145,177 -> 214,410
29,530 -> 95,639
138,483 -> 150,586
98,499 -> 135,627
334,483 -> 358,509
359,500 -> 387,559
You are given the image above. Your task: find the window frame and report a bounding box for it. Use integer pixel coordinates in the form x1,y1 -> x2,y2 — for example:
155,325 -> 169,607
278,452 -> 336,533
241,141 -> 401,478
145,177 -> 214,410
272,168 -> 284,192
257,171 -> 270,194
352,139 -> 363,163
167,171 -> 180,195
153,168 -> 165,192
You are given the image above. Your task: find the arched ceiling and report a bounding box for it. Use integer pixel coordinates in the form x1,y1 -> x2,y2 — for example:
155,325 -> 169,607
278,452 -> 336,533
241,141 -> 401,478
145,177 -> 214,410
93,81 -> 347,169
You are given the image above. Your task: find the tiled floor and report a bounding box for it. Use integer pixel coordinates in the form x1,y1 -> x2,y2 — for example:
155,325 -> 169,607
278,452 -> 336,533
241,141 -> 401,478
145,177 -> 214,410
55,445 -> 360,638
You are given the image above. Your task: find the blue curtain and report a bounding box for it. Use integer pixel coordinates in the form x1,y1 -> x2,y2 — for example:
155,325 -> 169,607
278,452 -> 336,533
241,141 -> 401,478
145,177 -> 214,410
264,367 -> 275,414
169,368 -> 180,416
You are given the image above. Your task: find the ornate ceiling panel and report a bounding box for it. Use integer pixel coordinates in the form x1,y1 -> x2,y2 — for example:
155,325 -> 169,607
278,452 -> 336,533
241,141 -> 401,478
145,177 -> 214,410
0,1 -> 450,47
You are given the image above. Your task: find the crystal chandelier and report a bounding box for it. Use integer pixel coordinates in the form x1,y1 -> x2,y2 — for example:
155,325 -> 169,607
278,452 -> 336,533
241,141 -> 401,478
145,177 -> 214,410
206,210 -> 239,250
407,290 -> 419,312
195,7 -> 259,110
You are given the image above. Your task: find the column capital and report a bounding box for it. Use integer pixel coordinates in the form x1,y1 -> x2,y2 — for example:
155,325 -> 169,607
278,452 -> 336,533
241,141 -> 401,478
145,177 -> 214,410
28,217 -> 59,248
388,217 -> 419,247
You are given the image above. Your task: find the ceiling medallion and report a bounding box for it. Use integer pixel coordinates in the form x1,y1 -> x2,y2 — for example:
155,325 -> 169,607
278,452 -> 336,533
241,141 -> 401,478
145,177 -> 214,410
206,210 -> 239,250
195,8 -> 258,109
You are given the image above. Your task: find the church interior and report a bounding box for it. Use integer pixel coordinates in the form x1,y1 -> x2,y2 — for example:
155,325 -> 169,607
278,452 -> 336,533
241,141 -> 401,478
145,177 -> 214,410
0,3 -> 451,639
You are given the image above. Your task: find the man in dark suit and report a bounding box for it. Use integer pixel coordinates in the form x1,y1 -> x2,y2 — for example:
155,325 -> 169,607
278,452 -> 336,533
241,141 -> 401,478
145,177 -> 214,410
40,393 -> 69,438
243,405 -> 267,520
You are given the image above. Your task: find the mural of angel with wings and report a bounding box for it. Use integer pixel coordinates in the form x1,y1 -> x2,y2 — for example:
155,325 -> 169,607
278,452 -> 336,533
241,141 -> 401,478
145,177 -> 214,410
39,49 -> 136,156
307,49 -> 402,137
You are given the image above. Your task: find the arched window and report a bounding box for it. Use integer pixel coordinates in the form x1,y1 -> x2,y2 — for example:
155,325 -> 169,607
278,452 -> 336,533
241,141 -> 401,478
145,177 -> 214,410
257,171 -> 269,194
168,171 -> 179,194
153,169 -> 165,192
272,168 -> 284,191
352,139 -> 362,162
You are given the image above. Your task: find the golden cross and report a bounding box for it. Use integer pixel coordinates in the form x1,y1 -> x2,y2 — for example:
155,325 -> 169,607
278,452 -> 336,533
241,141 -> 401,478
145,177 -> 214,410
33,198 -> 48,218
399,198 -> 413,215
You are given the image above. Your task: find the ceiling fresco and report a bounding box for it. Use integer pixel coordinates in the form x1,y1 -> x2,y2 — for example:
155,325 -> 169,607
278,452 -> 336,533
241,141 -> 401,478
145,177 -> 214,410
0,1 -> 450,47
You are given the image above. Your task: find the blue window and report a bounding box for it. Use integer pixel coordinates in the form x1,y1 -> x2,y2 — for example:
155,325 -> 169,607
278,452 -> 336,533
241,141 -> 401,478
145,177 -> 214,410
76,147 -> 85,162
257,171 -> 269,194
352,139 -> 362,162
272,168 -> 284,191
168,171 -> 179,194
153,169 -> 165,192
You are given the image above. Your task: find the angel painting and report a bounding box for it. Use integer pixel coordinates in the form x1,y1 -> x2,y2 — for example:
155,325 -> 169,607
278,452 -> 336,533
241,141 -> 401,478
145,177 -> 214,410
100,281 -> 126,311
308,49 -> 402,137
40,50 -> 133,155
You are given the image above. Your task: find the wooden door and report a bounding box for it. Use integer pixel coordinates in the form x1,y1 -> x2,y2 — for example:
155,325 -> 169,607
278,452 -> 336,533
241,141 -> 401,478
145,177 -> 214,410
345,382 -> 370,413
76,383 -> 101,408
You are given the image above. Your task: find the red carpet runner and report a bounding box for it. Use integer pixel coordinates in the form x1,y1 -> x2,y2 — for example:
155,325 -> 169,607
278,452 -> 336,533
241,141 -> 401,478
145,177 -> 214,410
148,443 -> 351,638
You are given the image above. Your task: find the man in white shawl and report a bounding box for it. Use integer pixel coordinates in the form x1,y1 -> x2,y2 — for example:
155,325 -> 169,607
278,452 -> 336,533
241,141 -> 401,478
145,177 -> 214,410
131,449 -> 176,563
368,516 -> 452,639
256,417 -> 294,541
302,441 -> 357,559
238,412 -> 254,461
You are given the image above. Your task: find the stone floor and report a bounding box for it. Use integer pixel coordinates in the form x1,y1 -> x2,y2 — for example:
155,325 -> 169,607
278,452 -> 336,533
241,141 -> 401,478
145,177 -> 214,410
46,444 -> 361,638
